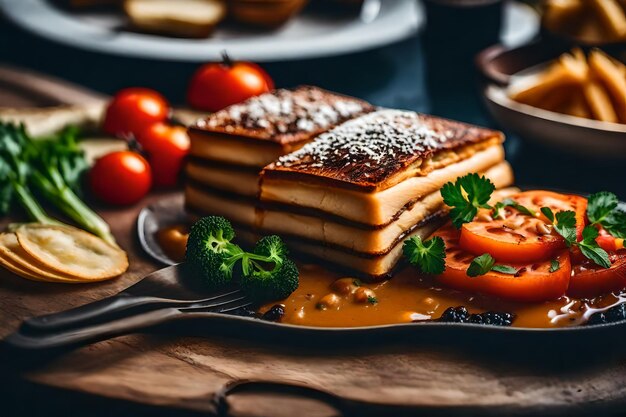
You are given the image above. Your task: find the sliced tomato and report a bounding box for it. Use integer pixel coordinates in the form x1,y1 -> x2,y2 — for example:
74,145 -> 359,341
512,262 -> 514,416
595,226 -> 625,252
567,250 -> 626,298
435,224 -> 571,302
459,191 -> 587,263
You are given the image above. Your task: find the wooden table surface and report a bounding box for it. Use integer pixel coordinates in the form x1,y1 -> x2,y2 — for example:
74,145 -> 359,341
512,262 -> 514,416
2,66 -> 626,417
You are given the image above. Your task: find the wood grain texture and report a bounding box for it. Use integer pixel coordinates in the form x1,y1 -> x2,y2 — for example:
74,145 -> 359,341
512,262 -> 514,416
2,65 -> 626,417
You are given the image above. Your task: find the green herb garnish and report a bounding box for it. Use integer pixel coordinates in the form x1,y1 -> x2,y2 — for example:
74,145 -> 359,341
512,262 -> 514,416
493,198 -> 537,219
367,296 -> 378,305
402,235 -> 446,274
441,173 -> 495,228
587,191 -> 626,239
467,253 -> 519,277
549,259 -> 560,273
541,207 -> 610,268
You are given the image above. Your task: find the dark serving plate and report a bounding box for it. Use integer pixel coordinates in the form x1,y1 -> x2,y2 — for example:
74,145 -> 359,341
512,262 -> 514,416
131,193 -> 626,339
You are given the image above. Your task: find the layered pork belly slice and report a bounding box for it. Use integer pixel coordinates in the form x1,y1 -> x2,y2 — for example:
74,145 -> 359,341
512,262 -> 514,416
185,184 -> 256,227
187,86 -> 375,169
259,161 -> 513,254
260,109 -> 508,227
186,159 -> 260,197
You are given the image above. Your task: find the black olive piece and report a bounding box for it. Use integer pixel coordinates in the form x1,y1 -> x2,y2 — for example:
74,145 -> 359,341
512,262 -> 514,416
262,304 -> 286,322
437,306 -> 470,323
469,311 -> 515,326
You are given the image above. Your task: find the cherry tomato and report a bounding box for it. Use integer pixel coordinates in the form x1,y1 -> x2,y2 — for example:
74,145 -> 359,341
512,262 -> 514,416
187,58 -> 274,111
568,251 -> 626,298
136,122 -> 190,187
103,88 -> 169,137
90,151 -> 152,205
460,191 -> 587,263
434,224 -> 572,302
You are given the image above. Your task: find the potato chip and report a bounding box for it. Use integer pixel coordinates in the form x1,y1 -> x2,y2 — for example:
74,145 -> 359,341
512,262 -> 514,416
0,233 -> 87,283
15,224 -> 128,280
0,251 -> 54,283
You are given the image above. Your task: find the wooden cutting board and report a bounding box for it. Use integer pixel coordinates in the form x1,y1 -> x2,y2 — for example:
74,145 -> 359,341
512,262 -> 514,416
2,66 -> 626,417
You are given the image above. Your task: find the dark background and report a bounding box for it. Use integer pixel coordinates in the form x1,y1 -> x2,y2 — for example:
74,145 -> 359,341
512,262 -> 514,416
1,5 -> 625,199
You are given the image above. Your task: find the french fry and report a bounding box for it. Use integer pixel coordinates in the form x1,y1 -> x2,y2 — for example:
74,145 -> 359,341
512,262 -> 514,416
588,49 -> 626,121
540,86 -> 575,112
559,91 -> 592,119
543,0 -> 586,33
508,54 -> 587,106
576,15 -> 608,43
583,80 -> 619,123
589,0 -> 626,39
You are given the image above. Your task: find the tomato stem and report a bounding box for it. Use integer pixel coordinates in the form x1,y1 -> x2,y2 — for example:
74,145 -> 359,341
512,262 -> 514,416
221,50 -> 233,67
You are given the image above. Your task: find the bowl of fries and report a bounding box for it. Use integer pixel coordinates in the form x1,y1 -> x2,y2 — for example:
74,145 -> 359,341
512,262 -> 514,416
542,0 -> 626,47
478,42 -> 626,158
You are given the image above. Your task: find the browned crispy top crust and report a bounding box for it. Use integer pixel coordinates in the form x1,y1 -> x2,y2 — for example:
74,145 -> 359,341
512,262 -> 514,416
264,110 -> 504,189
190,86 -> 374,145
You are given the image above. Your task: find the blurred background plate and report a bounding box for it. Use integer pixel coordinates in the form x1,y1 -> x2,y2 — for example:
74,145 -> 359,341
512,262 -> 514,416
1,0 -> 421,62
0,0 -> 539,62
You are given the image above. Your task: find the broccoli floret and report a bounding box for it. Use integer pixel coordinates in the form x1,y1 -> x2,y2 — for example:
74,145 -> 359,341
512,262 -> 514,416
253,235 -> 288,262
185,221 -> 300,300
240,258 -> 299,303
239,235 -> 299,303
186,216 -> 243,287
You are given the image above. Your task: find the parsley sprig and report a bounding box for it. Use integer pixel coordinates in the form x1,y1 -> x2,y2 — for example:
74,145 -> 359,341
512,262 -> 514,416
441,173 -> 495,228
402,235 -> 446,275
541,207 -> 610,268
587,191 -> 626,239
466,253 -> 519,277
493,198 -> 537,219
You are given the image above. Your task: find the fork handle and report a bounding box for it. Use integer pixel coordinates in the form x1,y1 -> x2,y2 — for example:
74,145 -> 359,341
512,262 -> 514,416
22,295 -> 178,333
6,308 -> 183,350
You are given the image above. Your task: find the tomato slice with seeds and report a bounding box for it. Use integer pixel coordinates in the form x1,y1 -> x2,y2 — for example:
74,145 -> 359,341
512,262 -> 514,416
459,191 -> 587,263
434,224 -> 572,302
568,251 -> 626,298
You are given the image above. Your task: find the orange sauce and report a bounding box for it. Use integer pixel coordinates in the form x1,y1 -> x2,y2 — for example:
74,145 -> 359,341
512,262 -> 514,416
156,225 -> 189,263
261,264 -> 626,328
155,226 -> 626,328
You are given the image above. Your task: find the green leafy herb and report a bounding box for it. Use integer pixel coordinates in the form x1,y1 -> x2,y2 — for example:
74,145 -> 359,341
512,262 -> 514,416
549,259 -> 560,273
554,210 -> 577,247
466,254 -> 495,277
491,264 -> 520,275
542,207 -> 611,269
577,226 -> 611,269
541,207 -> 555,222
367,296 -> 378,305
0,123 -> 114,243
587,191 -> 626,239
402,235 -> 446,274
493,198 -> 537,219
467,253 -> 519,277
441,173 -> 495,228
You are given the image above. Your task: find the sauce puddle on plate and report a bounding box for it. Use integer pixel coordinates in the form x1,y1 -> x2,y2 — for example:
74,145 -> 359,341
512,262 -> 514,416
154,225 -> 625,328
261,264 -> 626,328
